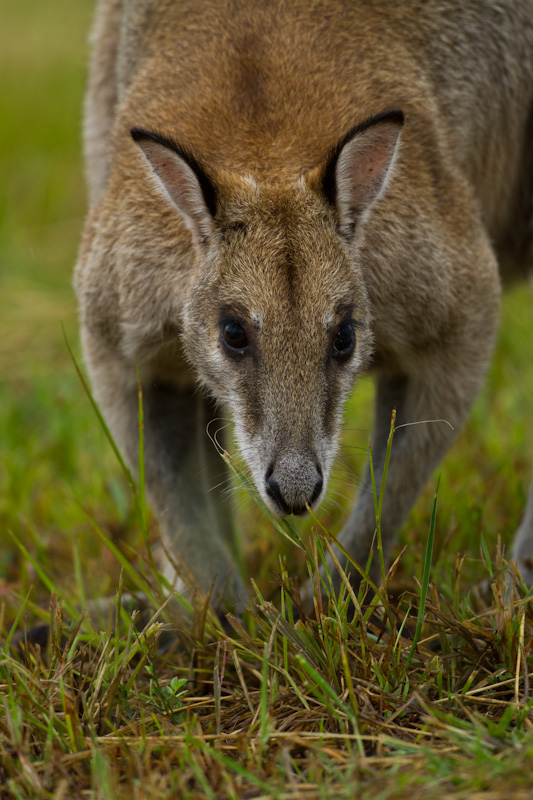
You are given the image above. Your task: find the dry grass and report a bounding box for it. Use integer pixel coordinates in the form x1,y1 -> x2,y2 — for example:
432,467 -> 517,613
3,419 -> 533,798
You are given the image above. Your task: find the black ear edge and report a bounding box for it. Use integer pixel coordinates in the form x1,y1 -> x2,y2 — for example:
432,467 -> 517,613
322,109 -> 405,206
130,127 -> 218,217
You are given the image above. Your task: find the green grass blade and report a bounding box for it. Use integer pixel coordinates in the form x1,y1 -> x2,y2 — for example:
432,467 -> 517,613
7,532 -> 78,620
2,588 -> 32,652
406,475 -> 440,669
63,327 -> 145,530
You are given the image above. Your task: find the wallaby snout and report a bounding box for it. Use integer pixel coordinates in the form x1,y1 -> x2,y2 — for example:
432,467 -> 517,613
265,455 -> 324,517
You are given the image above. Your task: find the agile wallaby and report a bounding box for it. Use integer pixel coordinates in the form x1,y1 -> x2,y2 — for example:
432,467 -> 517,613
75,0 -> 533,613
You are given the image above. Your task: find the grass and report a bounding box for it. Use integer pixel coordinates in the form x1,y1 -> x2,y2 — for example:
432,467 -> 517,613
3,468 -> 533,798
1,2 -> 533,797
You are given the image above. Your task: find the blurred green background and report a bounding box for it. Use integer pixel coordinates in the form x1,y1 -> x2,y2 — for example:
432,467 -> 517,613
1,0 -> 532,618
0,1 -> 122,605
1,1 -> 92,373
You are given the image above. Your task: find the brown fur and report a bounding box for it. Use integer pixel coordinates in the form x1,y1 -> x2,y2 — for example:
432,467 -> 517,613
75,0 -> 533,609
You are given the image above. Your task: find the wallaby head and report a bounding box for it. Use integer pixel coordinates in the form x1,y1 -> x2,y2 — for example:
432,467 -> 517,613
131,111 -> 403,516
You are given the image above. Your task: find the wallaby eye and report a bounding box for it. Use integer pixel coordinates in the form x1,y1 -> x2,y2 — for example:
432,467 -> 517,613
222,319 -> 249,353
332,321 -> 356,360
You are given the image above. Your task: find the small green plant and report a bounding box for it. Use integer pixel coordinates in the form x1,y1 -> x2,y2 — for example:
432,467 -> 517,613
140,666 -> 189,722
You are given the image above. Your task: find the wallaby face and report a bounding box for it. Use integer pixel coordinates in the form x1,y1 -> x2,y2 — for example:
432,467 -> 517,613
186,191 -> 368,518
76,0 -> 533,610
132,116 -> 400,517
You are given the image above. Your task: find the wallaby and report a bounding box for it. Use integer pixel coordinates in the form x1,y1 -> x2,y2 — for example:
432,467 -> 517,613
75,0 -> 533,614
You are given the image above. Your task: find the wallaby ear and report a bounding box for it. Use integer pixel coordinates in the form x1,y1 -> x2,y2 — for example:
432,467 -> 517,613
131,128 -> 216,244
325,110 -> 404,237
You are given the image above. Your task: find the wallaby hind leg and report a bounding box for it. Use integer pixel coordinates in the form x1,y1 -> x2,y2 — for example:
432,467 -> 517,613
512,478 -> 533,585
336,370 -> 461,588
84,340 -> 247,614
337,319 -> 500,590
142,382 -> 247,610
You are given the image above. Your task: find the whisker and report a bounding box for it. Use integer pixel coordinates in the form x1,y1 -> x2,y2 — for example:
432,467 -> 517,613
321,496 -> 345,515
208,476 -> 235,494
221,485 -> 238,503
329,463 -> 354,480
340,445 -> 371,455
327,488 -> 353,505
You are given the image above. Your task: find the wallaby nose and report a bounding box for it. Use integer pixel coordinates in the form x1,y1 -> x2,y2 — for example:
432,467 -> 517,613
265,459 -> 323,516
